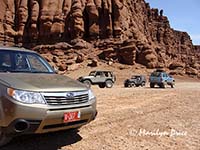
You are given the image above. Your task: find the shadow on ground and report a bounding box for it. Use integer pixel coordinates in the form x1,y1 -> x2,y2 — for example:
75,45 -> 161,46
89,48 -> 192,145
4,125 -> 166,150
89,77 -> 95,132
1,129 -> 82,150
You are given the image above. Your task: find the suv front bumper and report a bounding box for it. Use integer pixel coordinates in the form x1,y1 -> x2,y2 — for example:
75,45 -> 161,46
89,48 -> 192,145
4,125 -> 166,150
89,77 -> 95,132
1,95 -> 97,135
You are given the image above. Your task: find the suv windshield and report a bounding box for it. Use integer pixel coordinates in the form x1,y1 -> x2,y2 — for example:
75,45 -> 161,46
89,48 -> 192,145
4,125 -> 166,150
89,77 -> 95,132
0,50 -> 54,73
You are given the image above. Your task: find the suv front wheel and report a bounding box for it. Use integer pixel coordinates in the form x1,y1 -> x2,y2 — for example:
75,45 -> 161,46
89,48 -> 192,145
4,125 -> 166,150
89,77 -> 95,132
0,127 -> 11,147
170,83 -> 174,88
83,80 -> 91,88
150,83 -> 155,88
141,81 -> 145,87
105,80 -> 113,88
159,83 -> 165,88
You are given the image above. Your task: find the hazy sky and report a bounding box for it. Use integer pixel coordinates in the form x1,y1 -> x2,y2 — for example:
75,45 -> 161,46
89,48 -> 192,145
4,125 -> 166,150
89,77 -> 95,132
145,0 -> 200,45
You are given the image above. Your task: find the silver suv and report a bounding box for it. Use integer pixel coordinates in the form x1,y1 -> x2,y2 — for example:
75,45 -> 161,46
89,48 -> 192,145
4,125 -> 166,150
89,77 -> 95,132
78,71 -> 116,88
0,47 -> 97,146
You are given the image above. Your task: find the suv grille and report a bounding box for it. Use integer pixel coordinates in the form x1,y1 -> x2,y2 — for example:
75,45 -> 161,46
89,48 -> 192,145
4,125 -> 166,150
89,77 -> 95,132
42,91 -> 89,106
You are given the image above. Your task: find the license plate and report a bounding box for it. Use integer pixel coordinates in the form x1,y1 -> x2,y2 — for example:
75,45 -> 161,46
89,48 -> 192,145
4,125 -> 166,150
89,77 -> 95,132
64,111 -> 80,123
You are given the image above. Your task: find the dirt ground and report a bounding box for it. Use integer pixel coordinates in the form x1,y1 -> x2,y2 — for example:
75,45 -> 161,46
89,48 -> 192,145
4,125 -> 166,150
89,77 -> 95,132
2,65 -> 200,150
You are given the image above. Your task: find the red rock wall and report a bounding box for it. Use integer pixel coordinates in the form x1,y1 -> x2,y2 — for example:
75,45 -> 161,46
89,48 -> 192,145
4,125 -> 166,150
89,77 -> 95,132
0,0 -> 126,46
0,0 -> 199,76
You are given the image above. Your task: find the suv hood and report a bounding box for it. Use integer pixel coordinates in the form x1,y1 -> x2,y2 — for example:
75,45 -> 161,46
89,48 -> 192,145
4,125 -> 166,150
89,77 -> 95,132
0,73 -> 88,92
78,76 -> 93,80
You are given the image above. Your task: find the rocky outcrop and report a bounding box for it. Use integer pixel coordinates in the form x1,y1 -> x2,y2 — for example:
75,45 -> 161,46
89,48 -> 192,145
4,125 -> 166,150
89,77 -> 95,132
0,0 -> 199,77
0,0 -> 125,45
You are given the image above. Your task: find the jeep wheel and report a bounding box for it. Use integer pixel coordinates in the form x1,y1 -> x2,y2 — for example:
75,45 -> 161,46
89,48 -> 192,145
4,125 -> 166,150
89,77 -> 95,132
150,83 -> 155,88
124,83 -> 128,88
99,83 -> 106,88
83,80 -> 91,88
131,83 -> 136,87
105,80 -> 113,88
0,127 -> 11,147
141,81 -> 145,87
170,83 -> 174,88
124,83 -> 132,88
160,83 -> 165,88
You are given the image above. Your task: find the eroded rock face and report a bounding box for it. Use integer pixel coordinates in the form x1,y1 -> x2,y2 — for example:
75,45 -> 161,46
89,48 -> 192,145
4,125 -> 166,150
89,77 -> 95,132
0,0 -> 199,76
0,0 -> 125,44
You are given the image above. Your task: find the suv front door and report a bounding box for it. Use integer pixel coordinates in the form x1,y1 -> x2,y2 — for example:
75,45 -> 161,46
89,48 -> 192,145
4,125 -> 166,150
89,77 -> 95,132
94,71 -> 105,83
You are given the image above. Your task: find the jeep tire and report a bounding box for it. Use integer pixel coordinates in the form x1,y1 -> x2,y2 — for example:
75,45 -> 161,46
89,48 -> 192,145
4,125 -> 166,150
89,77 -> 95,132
124,83 -> 129,88
105,80 -> 113,88
99,83 -> 106,88
131,83 -> 136,87
141,81 -> 145,87
160,83 -> 165,88
83,80 -> 91,88
170,83 -> 174,88
150,83 -> 155,88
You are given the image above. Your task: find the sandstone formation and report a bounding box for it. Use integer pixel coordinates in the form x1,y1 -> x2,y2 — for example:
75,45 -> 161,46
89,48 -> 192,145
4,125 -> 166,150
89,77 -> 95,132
0,0 -> 199,77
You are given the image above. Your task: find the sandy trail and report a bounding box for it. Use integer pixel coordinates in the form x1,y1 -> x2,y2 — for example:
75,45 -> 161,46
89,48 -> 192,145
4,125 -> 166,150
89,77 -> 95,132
2,80 -> 200,150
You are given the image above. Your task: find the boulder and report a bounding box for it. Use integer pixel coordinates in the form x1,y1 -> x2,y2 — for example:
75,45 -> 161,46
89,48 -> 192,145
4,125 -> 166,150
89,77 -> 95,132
67,64 -> 80,71
186,67 -> 198,76
169,62 -> 185,70
87,59 -> 98,67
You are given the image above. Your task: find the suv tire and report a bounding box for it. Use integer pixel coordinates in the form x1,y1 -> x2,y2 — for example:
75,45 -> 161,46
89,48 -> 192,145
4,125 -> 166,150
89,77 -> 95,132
131,83 -> 136,87
83,80 -> 91,88
105,80 -> 113,88
99,83 -> 106,88
150,83 -> 155,88
0,127 -> 11,147
160,83 -> 165,88
170,83 -> 174,88
141,81 -> 145,87
124,83 -> 129,88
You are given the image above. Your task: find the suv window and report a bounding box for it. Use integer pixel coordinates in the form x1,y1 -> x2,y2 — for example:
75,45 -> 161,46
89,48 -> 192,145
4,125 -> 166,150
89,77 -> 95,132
104,72 -> 111,77
162,73 -> 168,78
89,71 -> 96,76
27,54 -> 49,72
15,53 -> 30,71
0,52 -> 12,68
96,72 -> 104,77
0,50 -> 54,73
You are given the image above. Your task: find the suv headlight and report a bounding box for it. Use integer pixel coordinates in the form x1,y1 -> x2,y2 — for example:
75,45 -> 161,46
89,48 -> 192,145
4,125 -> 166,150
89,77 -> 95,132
88,89 -> 95,100
7,88 -> 46,104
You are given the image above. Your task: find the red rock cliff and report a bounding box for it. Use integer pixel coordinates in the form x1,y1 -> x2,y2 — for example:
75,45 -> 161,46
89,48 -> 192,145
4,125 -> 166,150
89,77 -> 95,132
0,0 -> 199,76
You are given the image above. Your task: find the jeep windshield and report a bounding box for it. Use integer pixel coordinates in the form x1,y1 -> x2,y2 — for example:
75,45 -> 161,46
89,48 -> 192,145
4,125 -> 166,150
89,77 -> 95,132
151,72 -> 161,77
0,50 -> 54,73
89,71 -> 96,76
